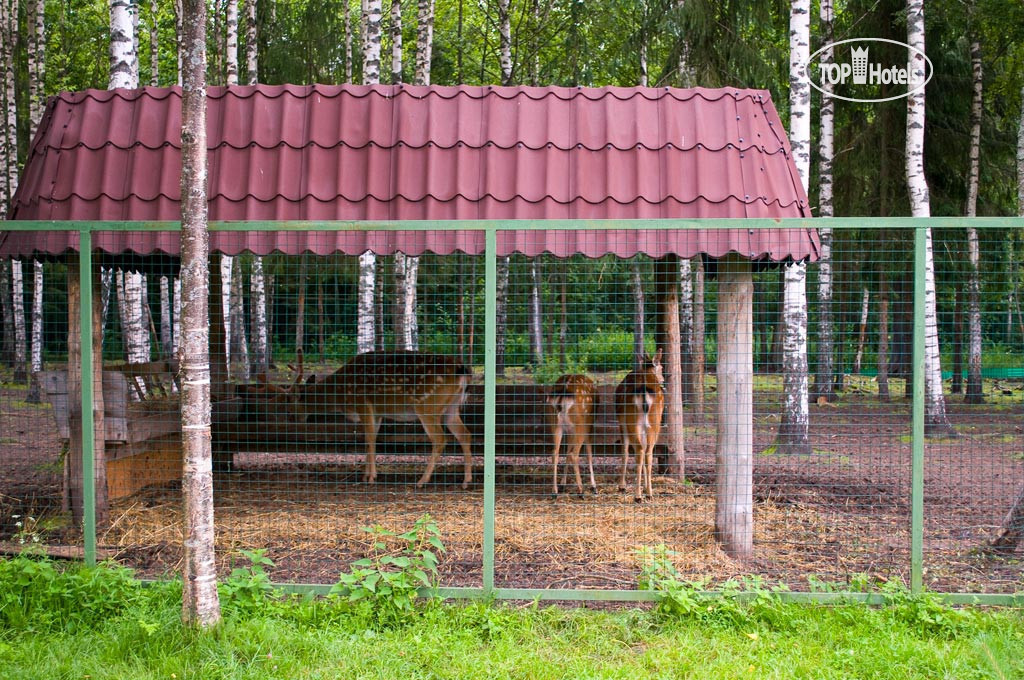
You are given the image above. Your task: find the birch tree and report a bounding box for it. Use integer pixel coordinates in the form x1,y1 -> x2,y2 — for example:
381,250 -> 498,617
11,261 -> 27,383
357,0 -> 383,354
179,0 -> 221,628
813,0 -> 835,402
110,0 -> 136,89
149,0 -> 158,84
28,261 -> 43,402
906,0 -> 954,436
493,0 -> 512,373
773,0 -> 811,455
245,0 -> 269,374
28,0 -> 46,129
963,27 -> 984,404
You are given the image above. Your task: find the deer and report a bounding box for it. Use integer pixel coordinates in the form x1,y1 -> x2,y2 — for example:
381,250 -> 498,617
546,374 -> 598,496
267,350 -> 475,489
614,349 -> 664,502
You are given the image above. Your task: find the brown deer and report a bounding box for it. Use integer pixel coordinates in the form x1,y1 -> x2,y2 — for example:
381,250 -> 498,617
614,349 -> 664,502
271,351 -> 475,489
546,374 -> 598,496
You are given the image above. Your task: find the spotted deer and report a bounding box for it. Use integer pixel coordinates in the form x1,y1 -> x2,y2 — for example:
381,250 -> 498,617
546,374 -> 598,496
614,349 -> 664,502
272,351 -> 475,489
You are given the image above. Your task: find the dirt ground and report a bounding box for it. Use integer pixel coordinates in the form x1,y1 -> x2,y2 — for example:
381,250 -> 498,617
2,373 -> 1022,594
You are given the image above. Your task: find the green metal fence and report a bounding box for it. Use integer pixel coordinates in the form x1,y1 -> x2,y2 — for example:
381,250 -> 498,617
1,217 -> 1022,605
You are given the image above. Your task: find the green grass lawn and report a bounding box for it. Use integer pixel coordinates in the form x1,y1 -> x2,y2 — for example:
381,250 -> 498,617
1,555 -> 1022,680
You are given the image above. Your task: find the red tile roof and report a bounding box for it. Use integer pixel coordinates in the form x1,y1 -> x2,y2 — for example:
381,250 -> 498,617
3,84 -> 817,260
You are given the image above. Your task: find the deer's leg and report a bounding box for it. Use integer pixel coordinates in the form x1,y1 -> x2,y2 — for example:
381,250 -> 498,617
444,400 -> 474,489
362,410 -> 382,484
634,427 -> 647,503
584,428 -> 597,494
618,423 -> 630,492
551,421 -> 563,496
568,430 -> 585,495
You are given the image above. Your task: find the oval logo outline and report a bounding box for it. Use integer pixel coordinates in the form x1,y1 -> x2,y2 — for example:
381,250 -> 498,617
804,37 -> 933,103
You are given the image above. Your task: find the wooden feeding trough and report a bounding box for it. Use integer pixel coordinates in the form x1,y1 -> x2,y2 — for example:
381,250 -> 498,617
37,361 -> 182,500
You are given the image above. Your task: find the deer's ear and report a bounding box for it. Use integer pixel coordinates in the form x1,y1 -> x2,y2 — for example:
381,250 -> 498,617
306,375 -> 316,385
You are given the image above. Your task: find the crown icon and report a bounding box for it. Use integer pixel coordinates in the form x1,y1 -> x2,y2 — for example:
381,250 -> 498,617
851,46 -> 869,84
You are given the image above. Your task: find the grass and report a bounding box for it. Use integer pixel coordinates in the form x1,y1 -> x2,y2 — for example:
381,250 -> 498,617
1,555 -> 1022,679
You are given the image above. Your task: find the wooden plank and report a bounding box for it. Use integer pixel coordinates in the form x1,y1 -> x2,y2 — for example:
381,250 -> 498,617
0,542 -> 117,560
106,439 -> 182,500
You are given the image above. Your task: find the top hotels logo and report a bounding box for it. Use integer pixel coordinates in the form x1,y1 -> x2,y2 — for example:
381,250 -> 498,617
806,38 -> 933,103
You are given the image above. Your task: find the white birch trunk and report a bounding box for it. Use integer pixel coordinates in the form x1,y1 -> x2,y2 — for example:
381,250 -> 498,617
225,0 -> 239,85
692,257 -> 706,423
149,0 -> 159,85
246,0 -> 257,83
132,0 -> 140,86
357,0 -> 382,353
27,260 -> 43,402
495,257 -> 510,375
109,0 -> 137,89
175,0 -> 183,85
0,0 -> 7,222
906,0 -> 953,436
179,0 -> 220,627
632,259 -> 645,361
124,271 -> 151,366
498,0 -> 511,84
775,0 -> 811,454
229,259 -> 249,380
414,0 -> 433,84
391,0 -> 402,84
28,0 -> 46,129
964,34 -> 984,404
160,275 -> 173,358
249,257 -> 268,372
345,3 -> 353,83
680,258 -> 693,407
3,0 -> 17,200
715,255 -> 753,560
0,261 -> 13,366
814,0 -> 836,401
853,286 -> 870,373
529,258 -> 543,365
11,261 -> 27,383
173,276 -> 181,355
639,41 -> 648,87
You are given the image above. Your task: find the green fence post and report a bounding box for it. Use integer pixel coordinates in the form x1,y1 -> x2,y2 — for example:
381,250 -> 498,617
911,225 -> 926,594
483,225 -> 497,595
79,229 -> 96,566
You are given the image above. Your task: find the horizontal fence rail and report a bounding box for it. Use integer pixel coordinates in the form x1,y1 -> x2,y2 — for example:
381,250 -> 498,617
0,217 -> 1022,604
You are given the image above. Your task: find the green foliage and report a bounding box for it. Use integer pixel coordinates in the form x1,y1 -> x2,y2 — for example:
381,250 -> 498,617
219,549 -> 283,618
0,556 -> 150,632
878,579 -> 978,638
636,545 -> 790,627
330,514 -> 446,627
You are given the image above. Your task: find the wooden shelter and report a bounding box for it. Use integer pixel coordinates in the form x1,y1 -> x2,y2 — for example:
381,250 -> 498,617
1,83 -> 817,558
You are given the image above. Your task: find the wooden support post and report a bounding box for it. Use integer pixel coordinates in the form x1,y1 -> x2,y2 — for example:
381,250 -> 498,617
715,254 -> 753,561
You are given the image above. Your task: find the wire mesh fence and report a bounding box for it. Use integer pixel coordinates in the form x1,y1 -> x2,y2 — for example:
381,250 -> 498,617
0,220 -> 1022,598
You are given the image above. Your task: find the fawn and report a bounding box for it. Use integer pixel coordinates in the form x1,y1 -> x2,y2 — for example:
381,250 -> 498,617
546,374 -> 598,496
614,349 -> 665,502
268,350 -> 474,489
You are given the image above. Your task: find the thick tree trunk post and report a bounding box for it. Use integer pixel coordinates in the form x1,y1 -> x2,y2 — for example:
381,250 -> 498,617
180,0 -> 220,627
655,255 -> 685,480
715,254 -> 753,561
66,261 -> 109,528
